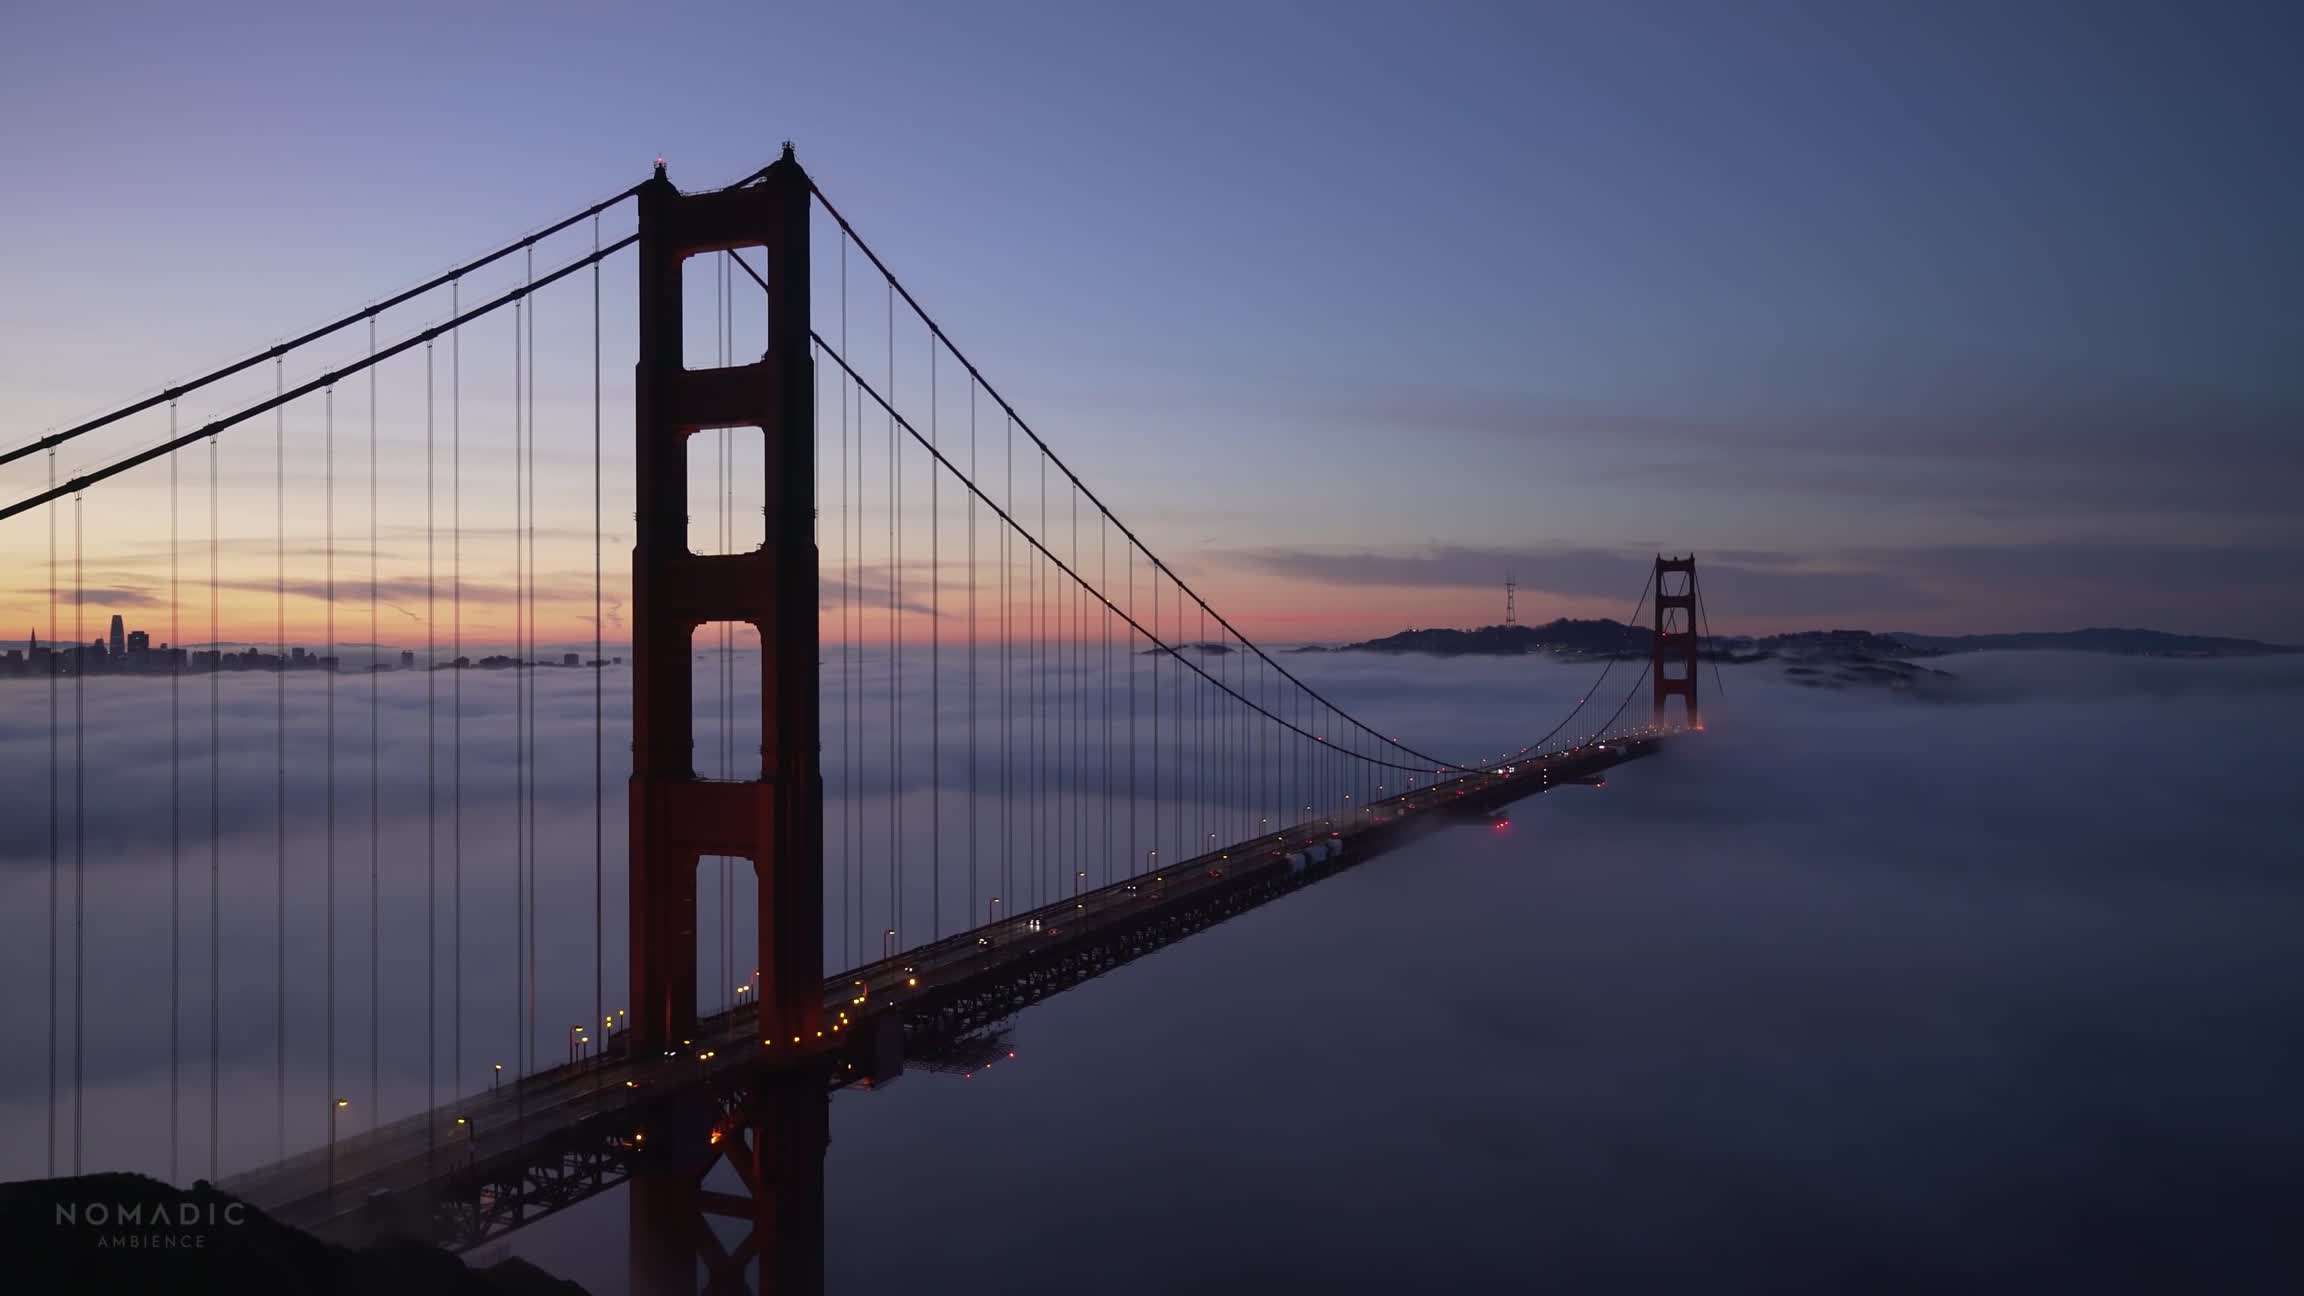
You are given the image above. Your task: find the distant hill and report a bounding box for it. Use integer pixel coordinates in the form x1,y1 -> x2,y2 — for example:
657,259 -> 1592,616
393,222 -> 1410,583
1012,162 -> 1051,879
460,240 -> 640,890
1756,629 -> 1927,659
1317,621 -> 2294,662
1340,620 -> 1648,657
1885,628 -> 2297,657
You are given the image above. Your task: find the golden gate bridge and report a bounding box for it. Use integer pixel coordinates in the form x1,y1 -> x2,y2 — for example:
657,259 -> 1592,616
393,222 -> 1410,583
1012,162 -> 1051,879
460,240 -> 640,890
0,145 -> 1712,1293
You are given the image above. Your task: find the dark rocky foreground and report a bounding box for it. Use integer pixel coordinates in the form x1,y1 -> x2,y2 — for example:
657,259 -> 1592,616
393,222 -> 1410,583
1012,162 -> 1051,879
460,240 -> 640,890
0,1173 -> 589,1296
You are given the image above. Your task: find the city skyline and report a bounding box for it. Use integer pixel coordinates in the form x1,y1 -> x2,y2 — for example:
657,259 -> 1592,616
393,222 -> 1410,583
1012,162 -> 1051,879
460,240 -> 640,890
0,612 -> 607,678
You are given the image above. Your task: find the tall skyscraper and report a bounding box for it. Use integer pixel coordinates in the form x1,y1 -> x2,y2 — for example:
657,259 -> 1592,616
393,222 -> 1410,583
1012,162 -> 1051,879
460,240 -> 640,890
109,614 -> 125,658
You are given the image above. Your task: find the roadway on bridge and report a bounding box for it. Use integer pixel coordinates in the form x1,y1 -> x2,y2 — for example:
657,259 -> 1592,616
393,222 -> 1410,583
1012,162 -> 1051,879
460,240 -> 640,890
222,730 -> 1675,1241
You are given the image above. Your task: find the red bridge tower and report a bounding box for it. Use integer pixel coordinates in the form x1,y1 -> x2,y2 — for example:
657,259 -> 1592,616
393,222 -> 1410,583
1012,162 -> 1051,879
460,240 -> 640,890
628,147 -> 822,1053
1651,554 -> 1702,730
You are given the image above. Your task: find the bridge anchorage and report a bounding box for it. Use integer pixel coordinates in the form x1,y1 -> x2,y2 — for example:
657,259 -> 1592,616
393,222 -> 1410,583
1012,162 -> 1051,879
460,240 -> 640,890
6,140 -> 1715,1296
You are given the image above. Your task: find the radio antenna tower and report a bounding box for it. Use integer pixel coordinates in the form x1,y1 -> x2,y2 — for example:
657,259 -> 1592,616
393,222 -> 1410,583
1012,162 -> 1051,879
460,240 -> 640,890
1505,573 -> 1516,627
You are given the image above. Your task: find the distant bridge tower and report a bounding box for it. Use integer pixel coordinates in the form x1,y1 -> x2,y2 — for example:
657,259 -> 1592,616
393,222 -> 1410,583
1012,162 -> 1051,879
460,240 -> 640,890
1651,555 -> 1701,729
1504,573 -> 1516,627
628,146 -> 822,1054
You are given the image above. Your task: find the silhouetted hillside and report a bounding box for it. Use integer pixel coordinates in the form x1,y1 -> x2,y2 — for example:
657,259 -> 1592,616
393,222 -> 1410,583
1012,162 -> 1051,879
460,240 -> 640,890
1343,620 -> 1648,657
1758,630 -> 1929,659
0,1173 -> 589,1296
1320,621 -> 2292,663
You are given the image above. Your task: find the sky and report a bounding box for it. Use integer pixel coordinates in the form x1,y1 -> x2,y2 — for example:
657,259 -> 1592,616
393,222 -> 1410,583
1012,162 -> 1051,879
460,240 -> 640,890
2,0 -> 2300,644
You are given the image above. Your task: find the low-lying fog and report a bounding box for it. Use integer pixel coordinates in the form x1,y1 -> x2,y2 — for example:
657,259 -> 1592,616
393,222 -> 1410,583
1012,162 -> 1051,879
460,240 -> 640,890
3,648 -> 2299,1289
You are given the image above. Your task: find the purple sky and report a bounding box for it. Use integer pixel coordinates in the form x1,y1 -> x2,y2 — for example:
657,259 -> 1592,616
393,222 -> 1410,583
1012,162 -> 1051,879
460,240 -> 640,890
2,1 -> 2299,641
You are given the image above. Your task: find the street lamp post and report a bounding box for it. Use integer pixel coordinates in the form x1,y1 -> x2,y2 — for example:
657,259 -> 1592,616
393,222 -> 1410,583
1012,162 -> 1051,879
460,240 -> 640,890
328,1097 -> 350,1194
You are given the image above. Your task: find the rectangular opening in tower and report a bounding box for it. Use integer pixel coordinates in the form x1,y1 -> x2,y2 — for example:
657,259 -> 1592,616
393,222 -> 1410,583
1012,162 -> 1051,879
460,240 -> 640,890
695,850 -> 760,1025
681,249 -> 769,372
692,620 -> 765,781
687,425 -> 767,555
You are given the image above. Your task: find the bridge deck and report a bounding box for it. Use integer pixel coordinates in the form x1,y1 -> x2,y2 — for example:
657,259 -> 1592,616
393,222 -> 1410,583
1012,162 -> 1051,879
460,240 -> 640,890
221,731 -> 1674,1245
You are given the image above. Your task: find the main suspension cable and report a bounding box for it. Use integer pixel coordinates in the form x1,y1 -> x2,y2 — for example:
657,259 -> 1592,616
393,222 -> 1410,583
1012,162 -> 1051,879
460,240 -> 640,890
1696,568 -> 1727,702
2,183 -> 644,470
1506,569 -> 1656,760
815,336 -> 1445,776
802,187 -> 1479,775
0,238 -> 636,525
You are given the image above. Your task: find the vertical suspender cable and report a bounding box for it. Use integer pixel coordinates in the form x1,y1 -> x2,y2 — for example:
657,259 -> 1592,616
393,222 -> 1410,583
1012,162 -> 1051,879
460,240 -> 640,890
451,281 -> 464,1099
1037,451 -> 1046,905
930,344 -> 939,937
1002,412 -> 1012,927
967,380 -> 977,926
714,253 -> 726,1008
1038,452 -> 1046,901
72,489 -> 84,1174
1175,578 -> 1184,850
838,236 -> 851,972
368,316 -> 380,1124
426,337 -> 437,1153
274,358 -> 286,1161
525,248 -> 538,1075
726,259 -> 734,1001
855,367 -> 867,965
1071,485 -> 1080,894
727,258 -> 735,1000
208,414 -> 221,1178
510,298 -> 524,1108
887,282 -> 899,951
170,407 -> 182,1182
325,382 -> 337,1187
1073,486 -> 1083,893
715,256 -> 726,1009
47,447 -> 59,1177
1127,541 -> 1134,878
513,286 -> 526,1089
592,215 -> 603,1057
811,330 -> 823,978
1100,513 -> 1110,886
718,254 -> 728,986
